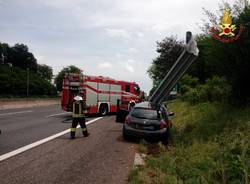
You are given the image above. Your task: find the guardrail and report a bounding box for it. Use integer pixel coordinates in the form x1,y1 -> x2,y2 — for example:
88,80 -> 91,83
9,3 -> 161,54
149,32 -> 199,105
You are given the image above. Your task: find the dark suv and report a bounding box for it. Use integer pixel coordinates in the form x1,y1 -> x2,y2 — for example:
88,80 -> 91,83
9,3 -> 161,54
122,102 -> 173,141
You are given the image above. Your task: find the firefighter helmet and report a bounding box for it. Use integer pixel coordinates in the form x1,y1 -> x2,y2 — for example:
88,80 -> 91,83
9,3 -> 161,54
74,95 -> 83,101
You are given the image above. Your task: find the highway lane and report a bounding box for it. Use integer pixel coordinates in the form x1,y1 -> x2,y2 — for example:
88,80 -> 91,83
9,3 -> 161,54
0,105 -> 93,155
0,116 -> 137,184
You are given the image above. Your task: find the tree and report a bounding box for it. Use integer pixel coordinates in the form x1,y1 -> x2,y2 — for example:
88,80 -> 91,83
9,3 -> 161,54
37,64 -> 53,82
0,42 -> 10,65
199,0 -> 250,104
147,36 -> 184,94
0,65 -> 57,97
0,42 -> 57,97
54,65 -> 82,91
6,43 -> 38,72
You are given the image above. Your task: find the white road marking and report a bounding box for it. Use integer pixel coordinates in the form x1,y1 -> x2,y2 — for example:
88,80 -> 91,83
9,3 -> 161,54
0,110 -> 33,117
0,117 -> 103,162
46,112 -> 71,118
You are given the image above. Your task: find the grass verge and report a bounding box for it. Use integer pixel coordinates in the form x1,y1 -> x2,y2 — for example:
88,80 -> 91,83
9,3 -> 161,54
128,101 -> 250,184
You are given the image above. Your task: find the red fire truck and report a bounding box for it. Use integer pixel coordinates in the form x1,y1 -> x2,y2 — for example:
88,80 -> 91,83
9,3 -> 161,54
61,73 -> 143,115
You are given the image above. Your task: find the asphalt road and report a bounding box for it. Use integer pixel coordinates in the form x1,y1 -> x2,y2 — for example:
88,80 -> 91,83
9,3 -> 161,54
0,105 -> 137,184
0,105 -> 77,155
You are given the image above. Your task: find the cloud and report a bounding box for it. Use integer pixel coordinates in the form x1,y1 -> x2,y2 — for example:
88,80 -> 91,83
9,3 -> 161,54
105,28 -> 131,39
97,62 -> 113,69
136,32 -> 144,38
129,48 -> 139,54
36,55 -> 46,62
127,59 -> 135,64
115,53 -> 123,58
124,59 -> 135,73
125,65 -> 135,73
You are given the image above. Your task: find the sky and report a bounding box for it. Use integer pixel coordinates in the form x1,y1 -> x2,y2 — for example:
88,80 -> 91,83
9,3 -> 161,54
0,0 -> 237,93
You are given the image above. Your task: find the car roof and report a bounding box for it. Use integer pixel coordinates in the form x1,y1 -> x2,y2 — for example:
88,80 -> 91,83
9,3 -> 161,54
134,101 -> 161,110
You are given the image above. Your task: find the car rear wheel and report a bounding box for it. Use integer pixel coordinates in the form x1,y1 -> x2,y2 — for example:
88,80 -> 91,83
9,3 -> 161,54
123,132 -> 130,141
122,127 -> 130,140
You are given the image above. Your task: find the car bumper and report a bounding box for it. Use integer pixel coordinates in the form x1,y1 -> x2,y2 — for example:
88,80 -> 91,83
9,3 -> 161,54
123,124 -> 168,140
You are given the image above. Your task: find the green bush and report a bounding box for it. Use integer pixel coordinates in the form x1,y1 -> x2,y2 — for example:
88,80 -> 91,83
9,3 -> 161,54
179,74 -> 199,95
183,76 -> 231,104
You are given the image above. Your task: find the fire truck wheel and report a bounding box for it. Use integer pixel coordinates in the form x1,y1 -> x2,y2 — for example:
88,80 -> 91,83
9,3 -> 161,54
99,104 -> 108,116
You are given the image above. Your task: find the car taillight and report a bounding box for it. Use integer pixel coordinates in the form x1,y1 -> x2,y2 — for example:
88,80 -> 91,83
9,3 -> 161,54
125,116 -> 131,124
160,120 -> 167,129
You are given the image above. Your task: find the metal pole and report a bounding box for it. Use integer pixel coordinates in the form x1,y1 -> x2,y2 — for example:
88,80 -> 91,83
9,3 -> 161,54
149,32 -> 199,105
26,68 -> 29,97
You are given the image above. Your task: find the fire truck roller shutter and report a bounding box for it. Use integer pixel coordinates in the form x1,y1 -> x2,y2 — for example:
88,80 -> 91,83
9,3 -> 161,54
85,81 -> 98,106
98,83 -> 110,102
110,84 -> 122,106
98,83 -> 110,115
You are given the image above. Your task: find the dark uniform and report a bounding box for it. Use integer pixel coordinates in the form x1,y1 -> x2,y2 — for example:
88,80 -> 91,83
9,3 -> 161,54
70,98 -> 89,139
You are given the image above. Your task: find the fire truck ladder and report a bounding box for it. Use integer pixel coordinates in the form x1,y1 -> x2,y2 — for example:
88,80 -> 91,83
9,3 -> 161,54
149,32 -> 199,105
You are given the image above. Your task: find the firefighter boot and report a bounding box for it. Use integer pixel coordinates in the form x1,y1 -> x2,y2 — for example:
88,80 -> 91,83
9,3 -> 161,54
82,128 -> 89,137
70,128 -> 76,139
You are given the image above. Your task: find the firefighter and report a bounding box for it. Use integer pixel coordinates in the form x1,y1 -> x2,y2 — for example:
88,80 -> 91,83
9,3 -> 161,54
70,95 -> 89,139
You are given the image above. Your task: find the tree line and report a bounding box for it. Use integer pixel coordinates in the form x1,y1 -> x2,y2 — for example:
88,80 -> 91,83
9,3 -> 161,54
0,42 -> 83,97
0,43 -> 56,97
148,0 -> 250,105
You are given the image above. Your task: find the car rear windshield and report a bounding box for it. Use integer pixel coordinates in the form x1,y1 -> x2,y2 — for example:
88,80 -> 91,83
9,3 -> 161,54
131,108 -> 160,120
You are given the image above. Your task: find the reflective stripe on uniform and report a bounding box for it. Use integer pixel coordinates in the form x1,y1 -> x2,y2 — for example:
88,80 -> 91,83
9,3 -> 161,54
71,128 -> 76,132
72,114 -> 84,118
82,128 -> 87,131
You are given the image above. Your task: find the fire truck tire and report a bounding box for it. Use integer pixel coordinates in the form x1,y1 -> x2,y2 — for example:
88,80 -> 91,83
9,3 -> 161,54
99,104 -> 108,116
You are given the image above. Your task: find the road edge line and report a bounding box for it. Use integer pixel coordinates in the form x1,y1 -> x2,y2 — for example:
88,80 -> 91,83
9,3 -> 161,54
0,117 -> 103,162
